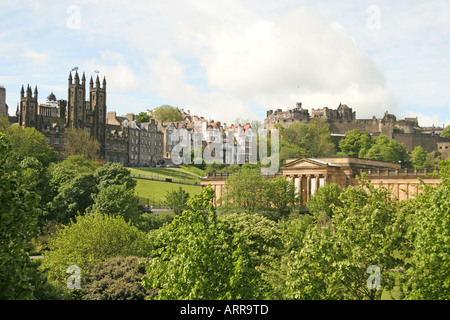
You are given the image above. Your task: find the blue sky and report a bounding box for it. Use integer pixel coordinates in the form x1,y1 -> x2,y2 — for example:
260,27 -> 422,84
1,0 -> 449,127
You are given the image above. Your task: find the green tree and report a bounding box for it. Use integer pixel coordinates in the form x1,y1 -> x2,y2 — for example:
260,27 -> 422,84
364,135 -> 407,164
19,156 -> 53,205
47,155 -> 98,193
135,111 -> 150,123
94,162 -> 137,190
411,145 -> 434,169
220,166 -> 267,213
286,179 -> 408,300
88,184 -> 139,221
282,119 -> 335,158
50,172 -> 98,223
62,127 -> 100,161
339,129 -> 373,158
41,213 -> 153,285
142,187 -> 281,299
163,186 -> 190,215
307,183 -> 343,219
266,176 -> 298,216
150,105 -> 183,122
4,125 -> 58,167
279,138 -> 308,166
441,125 -> 450,138
0,133 -> 45,299
0,114 -> 10,132
404,161 -> 450,299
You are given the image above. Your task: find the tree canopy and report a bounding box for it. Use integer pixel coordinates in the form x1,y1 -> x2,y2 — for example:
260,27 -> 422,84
282,119 -> 336,158
135,112 -> 150,123
62,128 -> 100,161
0,133 -> 44,299
150,105 -> 183,122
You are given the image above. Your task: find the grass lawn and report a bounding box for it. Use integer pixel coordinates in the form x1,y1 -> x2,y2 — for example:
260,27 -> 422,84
128,165 -> 206,184
134,177 -> 202,207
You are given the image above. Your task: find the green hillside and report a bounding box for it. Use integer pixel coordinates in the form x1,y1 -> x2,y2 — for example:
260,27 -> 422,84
129,166 -> 205,207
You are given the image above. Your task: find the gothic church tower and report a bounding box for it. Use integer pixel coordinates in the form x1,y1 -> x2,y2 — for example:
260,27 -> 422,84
19,84 -> 38,128
89,75 -> 107,156
67,70 -> 86,129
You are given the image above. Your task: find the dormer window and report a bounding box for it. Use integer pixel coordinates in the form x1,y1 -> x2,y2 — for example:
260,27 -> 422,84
55,126 -> 59,133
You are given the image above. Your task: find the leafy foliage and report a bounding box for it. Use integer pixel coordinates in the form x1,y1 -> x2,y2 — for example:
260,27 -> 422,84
41,213 -> 153,285
62,127 -> 100,161
362,135 -> 408,164
411,145 -> 434,169
150,105 -> 183,122
0,133 -> 45,299
94,161 -> 137,190
286,179 -> 409,300
88,184 -> 138,221
404,161 -> 450,299
142,187 -> 282,299
220,165 -> 268,213
282,119 -> 336,158
265,177 -> 298,216
50,172 -> 98,224
307,183 -> 343,218
135,112 -> 150,123
441,125 -> 450,138
3,125 -> 58,167
163,186 -> 190,215
338,129 -> 373,158
82,256 -> 156,300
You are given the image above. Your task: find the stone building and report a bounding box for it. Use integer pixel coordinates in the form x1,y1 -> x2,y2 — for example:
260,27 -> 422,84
200,157 -> 440,206
10,71 -> 165,166
15,71 -> 107,156
105,111 -> 164,165
0,85 -> 7,116
265,102 -> 310,129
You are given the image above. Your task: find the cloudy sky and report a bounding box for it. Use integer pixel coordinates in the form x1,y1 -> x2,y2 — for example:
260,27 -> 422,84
0,0 -> 449,127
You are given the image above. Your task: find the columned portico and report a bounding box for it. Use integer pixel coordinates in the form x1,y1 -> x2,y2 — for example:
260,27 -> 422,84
200,157 -> 440,207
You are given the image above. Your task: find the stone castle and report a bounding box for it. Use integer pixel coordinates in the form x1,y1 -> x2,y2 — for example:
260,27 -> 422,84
265,102 -> 450,155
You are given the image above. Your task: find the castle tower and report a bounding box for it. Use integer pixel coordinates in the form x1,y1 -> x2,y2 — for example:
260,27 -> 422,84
89,75 -> 107,156
67,71 -> 86,129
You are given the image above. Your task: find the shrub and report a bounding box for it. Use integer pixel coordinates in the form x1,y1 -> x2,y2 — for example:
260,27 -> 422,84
41,213 -> 153,285
82,256 -> 156,300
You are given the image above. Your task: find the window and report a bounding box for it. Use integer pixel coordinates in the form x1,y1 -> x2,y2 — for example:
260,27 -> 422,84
54,137 -> 60,145
55,126 -> 59,133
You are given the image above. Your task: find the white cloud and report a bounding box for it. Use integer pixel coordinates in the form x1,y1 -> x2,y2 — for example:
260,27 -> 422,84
190,6 -> 396,118
146,52 -> 255,123
404,111 -> 450,128
24,49 -> 49,65
2,0 -> 449,124
85,52 -> 139,92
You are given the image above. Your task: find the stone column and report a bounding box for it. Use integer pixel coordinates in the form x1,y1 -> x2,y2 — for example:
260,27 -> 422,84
306,175 -> 311,203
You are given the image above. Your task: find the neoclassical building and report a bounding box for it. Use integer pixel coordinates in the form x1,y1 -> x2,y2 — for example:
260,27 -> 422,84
200,157 -> 440,206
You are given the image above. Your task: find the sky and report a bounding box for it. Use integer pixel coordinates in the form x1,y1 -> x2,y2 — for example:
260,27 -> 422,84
0,0 -> 449,127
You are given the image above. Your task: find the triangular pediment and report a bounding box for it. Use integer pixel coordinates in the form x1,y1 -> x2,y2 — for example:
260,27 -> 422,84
282,158 -> 337,169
